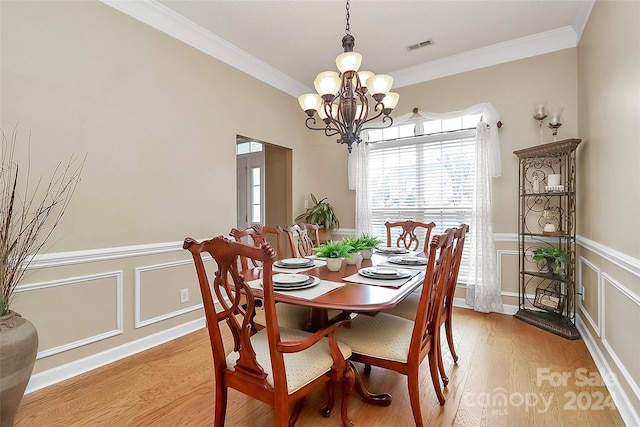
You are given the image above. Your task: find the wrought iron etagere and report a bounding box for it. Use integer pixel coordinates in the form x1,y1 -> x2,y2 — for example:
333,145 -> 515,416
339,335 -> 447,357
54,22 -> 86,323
513,138 -> 582,340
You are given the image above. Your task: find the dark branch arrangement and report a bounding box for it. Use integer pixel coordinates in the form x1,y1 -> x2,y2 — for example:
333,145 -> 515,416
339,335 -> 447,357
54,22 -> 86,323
0,128 -> 84,315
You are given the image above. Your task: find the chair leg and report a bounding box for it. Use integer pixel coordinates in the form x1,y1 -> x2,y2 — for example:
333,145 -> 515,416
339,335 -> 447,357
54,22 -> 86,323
341,362 -> 355,427
321,381 -> 335,417
288,398 -> 305,427
445,317 -> 458,363
213,383 -> 228,427
428,348 -> 445,406
407,364 -> 424,427
363,363 -> 372,375
437,333 -> 449,387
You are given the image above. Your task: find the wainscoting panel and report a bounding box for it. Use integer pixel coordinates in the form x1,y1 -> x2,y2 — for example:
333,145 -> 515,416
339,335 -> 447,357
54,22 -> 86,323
601,272 -> 640,403
135,260 -> 203,328
578,256 -> 601,336
13,271 -> 123,359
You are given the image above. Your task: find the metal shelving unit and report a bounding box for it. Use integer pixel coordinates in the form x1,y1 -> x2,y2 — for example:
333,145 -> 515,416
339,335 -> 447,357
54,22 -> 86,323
513,138 -> 582,340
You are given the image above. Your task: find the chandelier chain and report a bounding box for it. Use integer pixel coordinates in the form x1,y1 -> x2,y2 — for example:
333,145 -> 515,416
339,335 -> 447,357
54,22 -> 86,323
345,0 -> 351,35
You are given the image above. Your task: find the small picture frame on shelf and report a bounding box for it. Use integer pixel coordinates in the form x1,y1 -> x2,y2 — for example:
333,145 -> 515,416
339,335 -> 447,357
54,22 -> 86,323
533,286 -> 564,314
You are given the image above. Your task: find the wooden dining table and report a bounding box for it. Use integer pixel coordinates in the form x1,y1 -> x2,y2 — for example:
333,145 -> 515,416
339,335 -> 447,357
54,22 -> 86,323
242,253 -> 426,330
242,252 -> 427,407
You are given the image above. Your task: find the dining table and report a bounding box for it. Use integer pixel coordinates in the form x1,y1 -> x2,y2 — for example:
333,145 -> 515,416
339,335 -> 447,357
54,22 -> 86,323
241,248 -> 429,407
242,250 -> 427,330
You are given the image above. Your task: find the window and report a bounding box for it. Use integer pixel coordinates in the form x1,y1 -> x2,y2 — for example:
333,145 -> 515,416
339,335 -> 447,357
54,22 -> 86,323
368,114 -> 481,277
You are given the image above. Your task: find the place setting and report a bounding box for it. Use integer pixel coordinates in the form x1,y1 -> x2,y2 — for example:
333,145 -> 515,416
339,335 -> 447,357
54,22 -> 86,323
343,266 -> 421,288
269,273 -> 319,291
375,246 -> 411,255
376,255 -> 429,270
273,257 -> 324,273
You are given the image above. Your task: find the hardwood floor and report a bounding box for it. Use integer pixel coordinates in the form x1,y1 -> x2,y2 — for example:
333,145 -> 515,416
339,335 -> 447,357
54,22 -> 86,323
14,308 -> 625,426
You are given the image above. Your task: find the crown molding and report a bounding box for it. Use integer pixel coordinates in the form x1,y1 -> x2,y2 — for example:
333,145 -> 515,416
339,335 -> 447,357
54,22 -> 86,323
104,1 -> 588,96
391,26 -> 579,88
100,0 -> 311,97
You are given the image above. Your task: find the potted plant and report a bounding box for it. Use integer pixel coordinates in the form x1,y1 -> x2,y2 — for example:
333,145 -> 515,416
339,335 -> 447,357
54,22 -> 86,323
315,241 -> 352,272
532,246 -> 566,276
1,130 -> 83,426
342,236 -> 363,265
295,194 -> 340,242
354,234 -> 383,260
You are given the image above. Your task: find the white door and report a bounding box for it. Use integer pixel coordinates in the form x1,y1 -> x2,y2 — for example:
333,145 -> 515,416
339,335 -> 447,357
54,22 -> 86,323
236,143 -> 265,230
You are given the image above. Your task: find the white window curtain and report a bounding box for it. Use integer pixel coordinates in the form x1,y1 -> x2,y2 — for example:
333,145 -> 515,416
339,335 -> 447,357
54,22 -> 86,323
348,141 -> 372,236
350,102 -> 503,313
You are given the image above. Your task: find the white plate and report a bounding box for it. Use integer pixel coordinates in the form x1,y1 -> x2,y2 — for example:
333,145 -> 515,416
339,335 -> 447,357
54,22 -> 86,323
378,247 -> 410,254
368,267 -> 399,275
264,276 -> 320,291
272,274 -> 310,284
388,256 -> 428,265
279,258 -> 312,265
359,267 -> 412,280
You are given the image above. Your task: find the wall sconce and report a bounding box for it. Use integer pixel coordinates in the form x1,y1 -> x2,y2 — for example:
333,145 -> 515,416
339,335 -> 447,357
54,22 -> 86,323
533,103 -> 563,142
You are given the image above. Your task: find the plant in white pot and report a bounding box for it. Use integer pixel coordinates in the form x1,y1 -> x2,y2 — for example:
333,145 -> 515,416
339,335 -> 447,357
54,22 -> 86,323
1,129 -> 83,426
342,236 -> 364,265
353,234 -> 383,260
315,241 -> 352,272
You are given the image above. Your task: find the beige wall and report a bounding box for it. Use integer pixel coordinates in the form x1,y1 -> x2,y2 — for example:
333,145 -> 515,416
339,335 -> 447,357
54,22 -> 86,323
576,0 -> 640,417
3,0 -> 639,416
1,0 -> 314,377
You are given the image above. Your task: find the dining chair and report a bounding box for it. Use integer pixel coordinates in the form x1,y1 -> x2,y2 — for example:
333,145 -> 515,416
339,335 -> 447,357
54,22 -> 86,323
284,223 -> 320,258
230,224 -> 284,270
384,220 -> 436,253
383,224 -> 469,386
183,236 -> 355,427
335,230 -> 455,427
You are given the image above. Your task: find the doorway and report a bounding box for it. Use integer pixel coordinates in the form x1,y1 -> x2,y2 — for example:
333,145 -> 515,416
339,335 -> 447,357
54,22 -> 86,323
236,135 -> 292,236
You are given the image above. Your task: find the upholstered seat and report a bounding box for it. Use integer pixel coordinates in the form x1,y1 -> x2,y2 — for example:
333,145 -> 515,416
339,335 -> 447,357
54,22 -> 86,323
252,304 -> 345,332
226,326 -> 352,394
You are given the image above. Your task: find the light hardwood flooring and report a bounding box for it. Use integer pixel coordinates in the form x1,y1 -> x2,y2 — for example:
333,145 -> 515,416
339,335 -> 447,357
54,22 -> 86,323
14,308 -> 625,426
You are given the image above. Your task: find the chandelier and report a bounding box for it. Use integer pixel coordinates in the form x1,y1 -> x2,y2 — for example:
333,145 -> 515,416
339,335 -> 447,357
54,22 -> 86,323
298,0 -> 399,153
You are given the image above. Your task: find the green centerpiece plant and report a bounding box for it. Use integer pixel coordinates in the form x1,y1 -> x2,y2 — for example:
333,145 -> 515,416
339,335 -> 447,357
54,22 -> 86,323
316,240 -> 352,271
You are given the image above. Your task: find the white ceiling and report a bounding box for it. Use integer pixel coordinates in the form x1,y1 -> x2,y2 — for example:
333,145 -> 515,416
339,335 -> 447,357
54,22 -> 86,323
103,0 -> 594,97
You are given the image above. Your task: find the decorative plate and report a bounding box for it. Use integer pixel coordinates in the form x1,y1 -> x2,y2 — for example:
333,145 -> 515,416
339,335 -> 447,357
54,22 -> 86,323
388,256 -> 428,265
274,258 -> 315,268
358,267 -> 412,280
272,274 -> 310,285
377,247 -> 410,254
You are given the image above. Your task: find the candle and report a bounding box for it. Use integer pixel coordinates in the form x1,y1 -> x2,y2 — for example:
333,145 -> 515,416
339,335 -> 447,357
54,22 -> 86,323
549,113 -> 559,126
547,174 -> 561,187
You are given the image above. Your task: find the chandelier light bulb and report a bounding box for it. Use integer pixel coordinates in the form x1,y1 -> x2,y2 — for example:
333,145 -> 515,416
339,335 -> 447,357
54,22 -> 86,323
298,93 -> 322,113
366,74 -> 393,96
336,51 -> 362,73
313,71 -> 341,96
382,92 -> 400,110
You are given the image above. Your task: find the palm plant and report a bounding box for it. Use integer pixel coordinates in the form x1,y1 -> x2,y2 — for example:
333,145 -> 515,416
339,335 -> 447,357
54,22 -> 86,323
295,193 -> 340,231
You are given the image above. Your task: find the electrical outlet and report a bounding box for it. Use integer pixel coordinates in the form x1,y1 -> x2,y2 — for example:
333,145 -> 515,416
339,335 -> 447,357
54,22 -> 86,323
180,288 -> 189,303
581,285 -> 585,301
304,199 -> 309,209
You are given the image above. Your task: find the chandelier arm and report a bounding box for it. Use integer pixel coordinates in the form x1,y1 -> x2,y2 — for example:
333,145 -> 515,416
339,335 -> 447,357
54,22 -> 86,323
360,115 -> 394,133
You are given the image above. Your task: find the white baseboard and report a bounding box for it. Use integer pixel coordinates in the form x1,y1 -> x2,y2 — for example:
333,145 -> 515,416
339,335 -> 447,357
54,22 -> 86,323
25,317 -> 205,394
576,315 -> 639,427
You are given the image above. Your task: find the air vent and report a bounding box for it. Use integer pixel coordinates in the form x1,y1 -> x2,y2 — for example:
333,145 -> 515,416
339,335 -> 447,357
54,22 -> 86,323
406,39 -> 434,52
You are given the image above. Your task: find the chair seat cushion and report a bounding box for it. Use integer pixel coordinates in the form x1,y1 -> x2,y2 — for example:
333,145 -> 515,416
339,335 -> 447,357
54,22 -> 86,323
225,326 -> 351,394
253,304 -> 343,331
336,313 -> 414,363
383,293 -> 420,320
